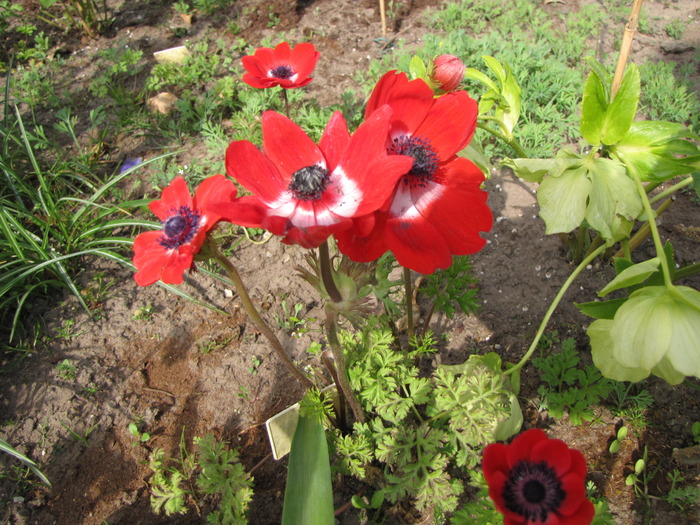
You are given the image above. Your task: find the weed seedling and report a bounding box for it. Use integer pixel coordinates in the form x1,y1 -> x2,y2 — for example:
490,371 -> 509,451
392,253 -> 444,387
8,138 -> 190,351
248,356 -> 262,374
55,359 -> 77,381
54,320 -> 83,341
128,422 -> 151,445
608,425 -> 628,454
132,305 -> 155,321
663,469 -> 700,512
60,420 -> 97,446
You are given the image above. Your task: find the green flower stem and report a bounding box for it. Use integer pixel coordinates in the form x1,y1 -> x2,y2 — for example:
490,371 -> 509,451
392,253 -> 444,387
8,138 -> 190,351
649,175 -> 694,206
505,243 -> 607,376
325,307 -> 365,424
209,241 -> 313,389
318,241 -> 343,303
476,121 -> 528,158
403,266 -> 414,341
281,88 -> 291,118
631,167 -> 673,287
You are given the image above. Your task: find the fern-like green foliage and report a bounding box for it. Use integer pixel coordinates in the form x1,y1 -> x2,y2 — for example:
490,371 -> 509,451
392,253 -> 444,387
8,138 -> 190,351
148,448 -> 189,516
533,337 -> 614,425
337,321 -> 518,516
195,434 -> 254,525
422,256 -> 481,318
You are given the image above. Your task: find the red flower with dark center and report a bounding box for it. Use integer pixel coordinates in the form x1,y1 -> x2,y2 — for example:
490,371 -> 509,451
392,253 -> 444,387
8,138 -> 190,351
483,429 -> 595,525
242,41 -> 320,89
212,106 -> 413,249
335,70 -> 492,274
133,175 -> 243,286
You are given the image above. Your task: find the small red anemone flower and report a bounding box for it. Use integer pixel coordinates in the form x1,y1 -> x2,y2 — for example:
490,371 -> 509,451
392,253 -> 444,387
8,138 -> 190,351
335,71 -> 492,274
133,175 -> 237,286
242,41 -> 320,89
212,107 -> 413,249
483,429 -> 595,525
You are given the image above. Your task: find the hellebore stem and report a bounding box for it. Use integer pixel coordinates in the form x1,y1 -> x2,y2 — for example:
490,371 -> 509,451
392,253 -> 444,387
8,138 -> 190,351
209,240 -> 313,389
476,121 -> 528,158
506,243 -> 607,376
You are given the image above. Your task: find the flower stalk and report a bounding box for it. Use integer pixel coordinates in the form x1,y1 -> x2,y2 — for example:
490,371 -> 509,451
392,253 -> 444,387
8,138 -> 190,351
208,239 -> 314,389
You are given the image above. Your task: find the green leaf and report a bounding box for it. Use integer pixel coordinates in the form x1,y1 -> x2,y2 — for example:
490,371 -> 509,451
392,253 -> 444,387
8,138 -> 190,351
693,172 -> 700,198
598,258 -> 660,297
609,440 -> 621,454
493,392 -> 523,441
409,55 -> 427,81
601,64 -> 640,145
281,414 -> 334,525
576,297 -> 627,319
581,68 -> 608,145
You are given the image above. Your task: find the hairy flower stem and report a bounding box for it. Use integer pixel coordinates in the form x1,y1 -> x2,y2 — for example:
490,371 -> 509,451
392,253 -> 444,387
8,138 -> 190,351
209,241 -> 313,389
325,308 -> 365,424
403,266 -> 415,341
281,88 -> 291,118
506,244 -> 607,376
318,241 -> 343,302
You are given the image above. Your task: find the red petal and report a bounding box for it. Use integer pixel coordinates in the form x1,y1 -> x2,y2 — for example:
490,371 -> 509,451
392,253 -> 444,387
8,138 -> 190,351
319,111 -> 350,173
160,244 -> 196,284
558,472 -> 587,516
335,213 -> 387,263
414,91 -> 477,159
211,195 -> 267,228
365,71 -> 433,135
386,212 -> 452,274
507,429 -> 548,468
241,55 -> 268,78
531,439 -> 573,478
242,72 -> 270,89
262,111 -> 324,177
149,176 -> 192,220
568,449 -> 588,479
414,161 -> 491,254
193,174 -> 237,217
482,443 -> 510,484
558,497 -> 595,525
226,140 -> 286,203
133,231 -> 167,286
272,41 -> 292,61
289,42 -> 319,80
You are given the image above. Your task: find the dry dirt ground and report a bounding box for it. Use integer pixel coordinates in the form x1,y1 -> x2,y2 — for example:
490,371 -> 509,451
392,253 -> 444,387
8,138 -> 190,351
1,0 -> 699,524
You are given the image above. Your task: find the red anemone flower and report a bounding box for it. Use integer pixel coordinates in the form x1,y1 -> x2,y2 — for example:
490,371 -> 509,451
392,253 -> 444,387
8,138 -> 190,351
483,429 -> 595,525
212,107 -> 413,249
242,41 -> 320,89
133,175 -> 237,286
335,70 -> 492,274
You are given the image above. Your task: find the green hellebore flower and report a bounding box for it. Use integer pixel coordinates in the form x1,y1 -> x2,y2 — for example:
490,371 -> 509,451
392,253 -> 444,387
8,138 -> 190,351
588,285 -> 700,385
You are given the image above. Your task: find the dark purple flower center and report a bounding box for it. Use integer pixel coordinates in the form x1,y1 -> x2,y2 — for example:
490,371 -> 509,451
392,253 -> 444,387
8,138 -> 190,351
502,460 -> 565,522
289,165 -> 330,201
159,206 -> 201,249
391,135 -> 439,188
270,65 -> 294,79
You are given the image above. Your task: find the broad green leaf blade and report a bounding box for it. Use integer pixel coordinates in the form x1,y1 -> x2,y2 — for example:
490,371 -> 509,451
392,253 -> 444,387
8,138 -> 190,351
598,258 -> 660,296
281,414 -> 334,525
409,55 -> 427,81
576,297 -> 627,319
601,64 -> 640,145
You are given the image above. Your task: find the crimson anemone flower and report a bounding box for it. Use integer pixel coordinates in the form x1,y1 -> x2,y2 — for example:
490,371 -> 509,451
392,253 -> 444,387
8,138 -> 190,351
213,106 -> 413,249
483,429 -> 595,525
335,71 -> 492,274
133,175 -> 238,286
242,41 -> 320,89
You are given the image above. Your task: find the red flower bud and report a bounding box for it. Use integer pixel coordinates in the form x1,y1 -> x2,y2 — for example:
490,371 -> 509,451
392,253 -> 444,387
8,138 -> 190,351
431,54 -> 465,92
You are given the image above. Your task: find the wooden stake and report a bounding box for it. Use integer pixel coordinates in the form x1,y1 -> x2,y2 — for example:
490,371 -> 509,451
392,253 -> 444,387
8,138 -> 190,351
611,0 -> 644,96
379,0 -> 387,37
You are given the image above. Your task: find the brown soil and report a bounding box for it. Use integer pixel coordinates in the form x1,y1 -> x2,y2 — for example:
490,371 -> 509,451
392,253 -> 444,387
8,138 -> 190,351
1,1 -> 699,524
